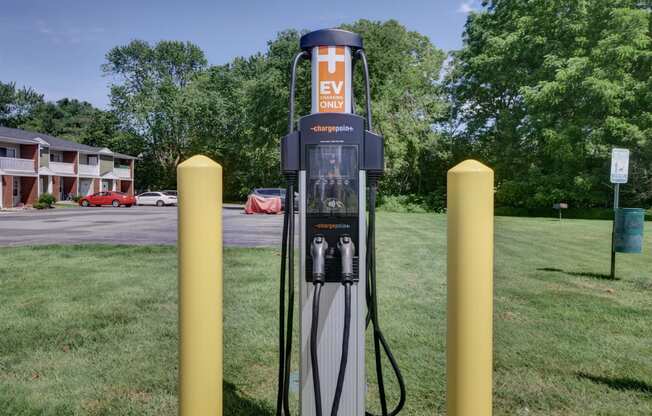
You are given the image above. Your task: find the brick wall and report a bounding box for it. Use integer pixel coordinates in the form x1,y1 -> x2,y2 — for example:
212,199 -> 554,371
63,152 -> 79,173
62,151 -> 75,163
93,178 -> 100,193
20,144 -> 38,170
63,177 -> 77,197
52,176 -> 61,200
2,176 -> 12,208
20,177 -> 37,206
118,180 -> 134,196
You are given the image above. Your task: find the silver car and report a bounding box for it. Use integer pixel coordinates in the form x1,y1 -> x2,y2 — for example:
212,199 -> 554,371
136,191 -> 178,207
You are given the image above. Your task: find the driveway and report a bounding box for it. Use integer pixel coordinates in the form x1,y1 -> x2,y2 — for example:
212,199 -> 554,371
0,206 -> 286,247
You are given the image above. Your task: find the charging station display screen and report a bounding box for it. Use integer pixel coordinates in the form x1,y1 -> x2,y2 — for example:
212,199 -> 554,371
307,145 -> 358,215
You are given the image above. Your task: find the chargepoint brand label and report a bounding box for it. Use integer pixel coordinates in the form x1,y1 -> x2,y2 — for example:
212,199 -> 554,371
314,223 -> 351,230
312,46 -> 351,113
310,124 -> 354,134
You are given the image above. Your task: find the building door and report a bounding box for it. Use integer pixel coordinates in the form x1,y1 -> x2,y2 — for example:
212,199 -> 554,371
41,176 -> 49,195
79,179 -> 92,196
13,177 -> 20,206
101,179 -> 112,192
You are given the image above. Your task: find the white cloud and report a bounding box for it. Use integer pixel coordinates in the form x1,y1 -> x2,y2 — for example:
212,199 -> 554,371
34,19 -> 105,45
457,1 -> 477,13
36,19 -> 52,34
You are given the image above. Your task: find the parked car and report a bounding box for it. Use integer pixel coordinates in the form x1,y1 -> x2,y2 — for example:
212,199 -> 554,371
79,192 -> 135,208
136,191 -> 178,207
250,188 -> 298,210
162,190 -> 177,196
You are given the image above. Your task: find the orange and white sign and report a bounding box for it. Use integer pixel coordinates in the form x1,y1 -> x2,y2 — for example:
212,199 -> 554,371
311,46 -> 351,113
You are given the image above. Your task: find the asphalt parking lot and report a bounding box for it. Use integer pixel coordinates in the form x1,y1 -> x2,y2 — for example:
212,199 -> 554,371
0,205 -> 286,247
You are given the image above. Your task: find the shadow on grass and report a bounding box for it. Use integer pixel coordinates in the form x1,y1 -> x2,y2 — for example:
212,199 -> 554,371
577,372 -> 652,395
225,381 -> 273,416
537,267 -> 617,281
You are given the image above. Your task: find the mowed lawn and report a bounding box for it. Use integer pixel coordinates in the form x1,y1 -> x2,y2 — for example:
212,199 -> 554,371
0,214 -> 651,415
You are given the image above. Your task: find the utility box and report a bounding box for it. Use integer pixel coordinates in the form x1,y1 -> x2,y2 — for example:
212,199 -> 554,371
614,208 -> 645,253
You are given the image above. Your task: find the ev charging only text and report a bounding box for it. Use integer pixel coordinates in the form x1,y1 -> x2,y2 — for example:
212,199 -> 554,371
320,80 -> 345,110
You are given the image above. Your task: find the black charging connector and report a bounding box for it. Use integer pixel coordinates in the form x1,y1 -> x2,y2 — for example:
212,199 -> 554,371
309,235 -> 328,416
330,236 -> 355,416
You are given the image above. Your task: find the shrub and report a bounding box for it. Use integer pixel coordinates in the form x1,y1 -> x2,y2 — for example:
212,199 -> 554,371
33,202 -> 48,210
495,206 -> 652,221
71,194 -> 83,203
377,193 -> 445,213
378,195 -> 428,213
38,193 -> 56,208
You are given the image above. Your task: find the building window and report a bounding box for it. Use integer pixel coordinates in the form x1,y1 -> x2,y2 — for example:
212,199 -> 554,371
50,152 -> 63,162
0,148 -> 16,158
87,155 -> 98,165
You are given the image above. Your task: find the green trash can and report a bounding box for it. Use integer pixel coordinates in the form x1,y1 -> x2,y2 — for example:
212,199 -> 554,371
615,208 -> 645,253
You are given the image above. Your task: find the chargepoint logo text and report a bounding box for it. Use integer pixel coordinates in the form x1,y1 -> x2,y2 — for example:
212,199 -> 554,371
310,124 -> 354,134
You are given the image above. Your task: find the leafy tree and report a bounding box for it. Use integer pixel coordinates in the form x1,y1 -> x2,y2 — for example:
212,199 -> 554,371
0,84 -> 122,151
448,0 -> 652,208
19,98 -> 113,144
103,40 -> 207,189
0,81 -> 43,127
343,20 -> 450,198
187,21 -> 449,201
181,30 -> 309,199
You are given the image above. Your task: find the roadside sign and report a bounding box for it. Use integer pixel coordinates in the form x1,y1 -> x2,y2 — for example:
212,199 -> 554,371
610,148 -> 629,184
553,202 -> 568,221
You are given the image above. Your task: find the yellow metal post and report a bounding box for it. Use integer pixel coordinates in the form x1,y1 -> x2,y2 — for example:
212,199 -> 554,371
447,160 -> 494,416
178,155 -> 223,416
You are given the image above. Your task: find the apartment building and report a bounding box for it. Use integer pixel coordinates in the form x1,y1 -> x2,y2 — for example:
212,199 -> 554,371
0,126 -> 136,209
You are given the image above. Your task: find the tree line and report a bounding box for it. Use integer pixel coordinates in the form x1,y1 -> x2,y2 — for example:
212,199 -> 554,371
1,1 -> 650,209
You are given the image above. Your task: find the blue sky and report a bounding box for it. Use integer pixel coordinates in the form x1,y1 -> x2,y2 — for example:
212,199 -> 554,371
0,0 -> 479,108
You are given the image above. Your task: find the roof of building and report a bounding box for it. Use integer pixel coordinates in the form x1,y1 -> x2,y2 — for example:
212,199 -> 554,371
0,126 -> 136,159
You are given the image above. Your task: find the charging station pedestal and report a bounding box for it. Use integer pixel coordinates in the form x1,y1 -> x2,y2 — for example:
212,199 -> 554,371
279,29 -> 390,416
298,113 -> 368,415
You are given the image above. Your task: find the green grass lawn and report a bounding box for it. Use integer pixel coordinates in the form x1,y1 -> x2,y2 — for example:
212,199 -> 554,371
1,214 -> 651,415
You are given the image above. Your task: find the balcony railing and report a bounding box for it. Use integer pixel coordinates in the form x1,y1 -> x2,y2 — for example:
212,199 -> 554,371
79,163 -> 99,176
114,167 -> 131,179
0,157 -> 35,172
49,161 -> 76,175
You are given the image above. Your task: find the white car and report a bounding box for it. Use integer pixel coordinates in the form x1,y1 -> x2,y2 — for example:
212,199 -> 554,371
136,191 -> 177,207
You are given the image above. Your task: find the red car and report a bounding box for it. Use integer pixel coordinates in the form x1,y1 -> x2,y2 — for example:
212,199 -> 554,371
79,191 -> 135,208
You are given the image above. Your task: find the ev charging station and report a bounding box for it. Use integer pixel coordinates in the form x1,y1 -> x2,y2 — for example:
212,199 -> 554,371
177,27 -> 493,416
277,29 -> 405,416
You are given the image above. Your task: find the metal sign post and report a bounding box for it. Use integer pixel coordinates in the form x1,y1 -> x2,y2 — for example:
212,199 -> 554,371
610,148 -> 629,279
553,202 -> 568,221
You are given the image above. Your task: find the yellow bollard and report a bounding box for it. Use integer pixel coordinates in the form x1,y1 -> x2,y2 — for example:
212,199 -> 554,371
178,155 -> 223,416
447,160 -> 494,416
